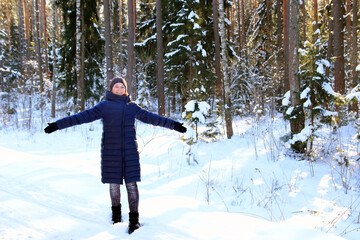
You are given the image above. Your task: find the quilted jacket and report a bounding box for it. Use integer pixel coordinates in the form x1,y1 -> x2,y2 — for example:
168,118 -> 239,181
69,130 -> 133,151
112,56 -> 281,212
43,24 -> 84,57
56,91 -> 176,184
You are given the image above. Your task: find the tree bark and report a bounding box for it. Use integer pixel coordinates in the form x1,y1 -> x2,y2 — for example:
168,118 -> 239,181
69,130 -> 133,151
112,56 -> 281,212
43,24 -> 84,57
333,0 -> 345,95
76,0 -> 85,111
41,0 -> 49,76
104,0 -> 114,86
25,1 -> 31,59
313,0 -> 319,42
325,5 -> 333,78
351,0 -> 359,87
346,0 -> 351,37
219,0 -> 233,139
287,0 -> 305,152
236,0 -> 242,52
240,0 -> 246,53
314,0 -> 318,28
6,0 -> 12,50
127,0 -> 136,97
51,0 -> 57,118
18,0 -> 26,77
230,3 -> 235,42
156,0 -> 165,116
33,0 -> 44,92
300,0 -> 306,42
118,0 -> 124,71
276,0 -> 284,94
213,0 -> 222,99
283,0 -> 289,91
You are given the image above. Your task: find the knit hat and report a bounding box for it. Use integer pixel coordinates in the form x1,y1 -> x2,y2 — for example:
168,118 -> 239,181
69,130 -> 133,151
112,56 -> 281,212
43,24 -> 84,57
109,77 -> 128,93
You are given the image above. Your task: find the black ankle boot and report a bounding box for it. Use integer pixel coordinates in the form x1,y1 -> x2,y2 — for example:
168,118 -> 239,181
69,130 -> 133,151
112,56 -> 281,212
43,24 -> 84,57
111,205 -> 122,224
128,212 -> 140,234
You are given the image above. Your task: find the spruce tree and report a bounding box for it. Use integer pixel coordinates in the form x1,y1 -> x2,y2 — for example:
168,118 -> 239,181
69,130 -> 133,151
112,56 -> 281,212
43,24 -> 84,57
56,0 -> 104,106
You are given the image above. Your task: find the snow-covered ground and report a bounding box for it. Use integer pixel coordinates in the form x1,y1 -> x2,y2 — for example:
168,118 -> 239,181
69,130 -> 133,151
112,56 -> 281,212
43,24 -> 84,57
0,116 -> 359,239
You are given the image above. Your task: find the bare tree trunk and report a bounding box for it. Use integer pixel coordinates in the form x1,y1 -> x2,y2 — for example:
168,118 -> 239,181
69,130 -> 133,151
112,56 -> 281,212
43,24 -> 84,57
118,0 -> 124,71
104,0 -> 114,86
313,0 -> 318,42
33,0 -> 44,92
314,0 -> 318,27
351,0 -> 359,87
265,0 -> 272,59
133,0 -> 137,99
213,0 -> 222,99
276,0 -> 284,94
333,0 -> 346,125
345,0 -> 351,78
333,0 -> 345,95
288,0 -> 305,152
326,5 -> 333,78
300,0 -> 306,42
51,0 -> 57,118
346,0 -> 351,37
219,0 -> 233,139
254,0 -> 258,24
76,0 -> 81,104
283,0 -> 289,91
230,3 -> 235,42
76,0 -> 85,111
25,0 -> 31,58
156,0 -> 165,116
6,0 -> 12,50
240,0 -> 246,54
127,0 -> 136,97
41,0 -> 49,76
18,0 -> 26,78
236,0 -> 242,52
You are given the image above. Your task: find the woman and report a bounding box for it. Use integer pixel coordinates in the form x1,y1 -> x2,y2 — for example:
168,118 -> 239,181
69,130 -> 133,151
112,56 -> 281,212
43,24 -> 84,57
44,77 -> 186,234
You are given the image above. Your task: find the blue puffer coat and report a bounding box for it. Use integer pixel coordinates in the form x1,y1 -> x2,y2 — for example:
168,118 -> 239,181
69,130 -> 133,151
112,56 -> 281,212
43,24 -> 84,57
56,91 -> 176,184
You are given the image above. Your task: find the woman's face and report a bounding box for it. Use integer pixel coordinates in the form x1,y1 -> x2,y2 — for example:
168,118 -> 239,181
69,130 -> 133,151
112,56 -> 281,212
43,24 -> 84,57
112,82 -> 126,95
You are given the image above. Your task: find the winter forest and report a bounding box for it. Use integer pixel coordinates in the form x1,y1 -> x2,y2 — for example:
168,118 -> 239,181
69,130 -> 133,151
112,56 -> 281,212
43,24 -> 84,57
1,0 -> 360,239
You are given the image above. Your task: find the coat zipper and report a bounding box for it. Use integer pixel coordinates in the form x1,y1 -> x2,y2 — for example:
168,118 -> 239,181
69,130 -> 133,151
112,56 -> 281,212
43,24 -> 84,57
121,102 -> 126,181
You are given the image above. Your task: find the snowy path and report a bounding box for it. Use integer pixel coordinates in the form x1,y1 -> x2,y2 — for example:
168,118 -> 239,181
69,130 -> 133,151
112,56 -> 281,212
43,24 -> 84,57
0,123 -> 347,239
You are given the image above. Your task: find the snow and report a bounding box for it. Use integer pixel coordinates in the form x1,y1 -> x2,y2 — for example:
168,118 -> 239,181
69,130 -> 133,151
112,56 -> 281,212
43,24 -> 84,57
346,85 -> 360,101
301,87 -> 310,99
188,11 -> 199,21
183,100 -> 210,124
134,34 -> 157,47
193,23 -> 201,30
286,106 -> 294,115
165,49 -> 180,58
322,82 -> 335,96
0,116 -> 359,239
167,34 -> 188,47
316,59 -> 330,75
184,100 -> 196,112
197,101 -> 210,115
192,111 -> 206,124
289,125 -> 313,144
282,91 -> 290,106
170,23 -> 185,28
196,43 -> 207,57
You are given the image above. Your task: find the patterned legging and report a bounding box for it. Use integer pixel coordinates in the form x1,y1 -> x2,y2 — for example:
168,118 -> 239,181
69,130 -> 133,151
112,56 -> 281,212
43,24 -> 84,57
109,182 -> 139,213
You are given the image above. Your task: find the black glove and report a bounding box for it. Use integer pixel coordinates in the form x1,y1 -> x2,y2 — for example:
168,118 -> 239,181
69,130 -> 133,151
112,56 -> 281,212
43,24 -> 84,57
174,122 -> 187,133
44,122 -> 59,134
